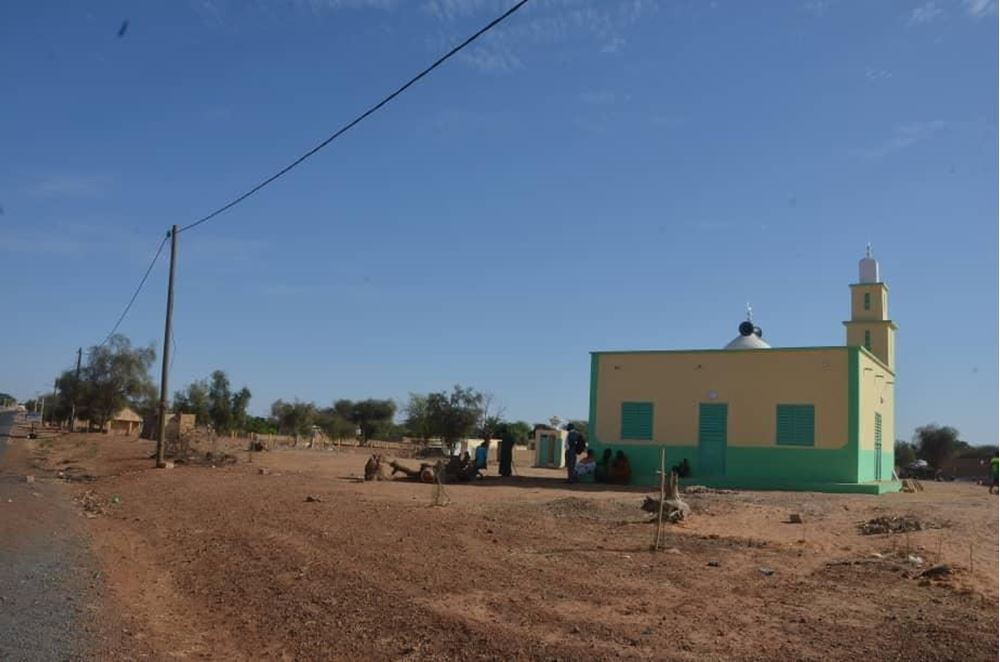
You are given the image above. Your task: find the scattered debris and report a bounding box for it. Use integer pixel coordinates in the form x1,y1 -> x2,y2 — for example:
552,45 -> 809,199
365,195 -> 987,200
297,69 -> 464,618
758,567 -> 775,576
901,478 -> 924,493
907,554 -> 925,566
858,515 -> 929,535
683,485 -> 736,495
919,564 -> 953,579
24,475 -> 34,484
75,490 -> 110,518
258,468 -> 270,475
707,560 -> 721,567
305,495 -> 323,503
788,513 -> 803,524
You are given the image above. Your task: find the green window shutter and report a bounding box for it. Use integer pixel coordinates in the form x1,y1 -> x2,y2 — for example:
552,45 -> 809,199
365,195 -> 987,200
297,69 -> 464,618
864,330 -> 871,350
621,402 -> 653,440
863,292 -> 871,310
775,404 -> 815,446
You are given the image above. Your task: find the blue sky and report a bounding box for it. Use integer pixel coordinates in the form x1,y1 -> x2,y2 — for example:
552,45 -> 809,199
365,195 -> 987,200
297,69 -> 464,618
1,0 -> 996,442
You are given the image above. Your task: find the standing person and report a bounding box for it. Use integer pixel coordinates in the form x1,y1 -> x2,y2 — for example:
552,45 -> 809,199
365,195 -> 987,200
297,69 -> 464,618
990,455 -> 999,495
565,424 -> 580,483
475,440 -> 489,475
499,434 -> 514,477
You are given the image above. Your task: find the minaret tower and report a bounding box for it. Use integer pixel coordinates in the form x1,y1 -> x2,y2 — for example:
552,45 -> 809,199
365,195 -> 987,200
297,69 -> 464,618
844,244 -> 897,370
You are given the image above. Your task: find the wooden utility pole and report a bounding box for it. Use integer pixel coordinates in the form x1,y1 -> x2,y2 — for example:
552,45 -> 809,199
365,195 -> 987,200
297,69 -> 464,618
155,226 -> 178,468
69,347 -> 82,431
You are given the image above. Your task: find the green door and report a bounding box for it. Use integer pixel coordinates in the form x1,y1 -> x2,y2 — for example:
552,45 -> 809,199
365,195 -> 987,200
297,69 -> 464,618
698,403 -> 728,477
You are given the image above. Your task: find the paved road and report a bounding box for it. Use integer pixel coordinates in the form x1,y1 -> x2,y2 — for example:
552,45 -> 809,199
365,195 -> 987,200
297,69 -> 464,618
0,412 -> 95,661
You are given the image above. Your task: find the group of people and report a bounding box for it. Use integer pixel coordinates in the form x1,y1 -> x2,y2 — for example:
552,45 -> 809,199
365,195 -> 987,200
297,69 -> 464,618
564,424 -> 631,484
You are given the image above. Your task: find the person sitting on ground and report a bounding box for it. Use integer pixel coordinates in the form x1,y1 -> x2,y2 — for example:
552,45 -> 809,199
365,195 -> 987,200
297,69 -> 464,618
594,448 -> 613,482
609,450 -> 632,485
575,449 -> 597,478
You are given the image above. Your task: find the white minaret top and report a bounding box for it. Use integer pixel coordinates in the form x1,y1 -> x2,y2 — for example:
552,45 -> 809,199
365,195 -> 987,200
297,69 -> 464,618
859,243 -> 880,283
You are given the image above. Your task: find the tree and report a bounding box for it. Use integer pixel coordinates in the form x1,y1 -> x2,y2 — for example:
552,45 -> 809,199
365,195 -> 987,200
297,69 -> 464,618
232,387 -> 252,433
496,420 -> 532,445
270,399 -> 317,438
569,420 -> 589,439
78,335 -> 156,429
315,406 -> 356,440
0,393 -> 16,407
175,371 -> 252,435
334,399 -> 396,444
404,393 -> 433,441
914,424 -> 960,470
426,385 -> 483,452
244,416 -> 277,435
174,379 -> 211,426
478,392 -> 506,441
894,440 -> 916,466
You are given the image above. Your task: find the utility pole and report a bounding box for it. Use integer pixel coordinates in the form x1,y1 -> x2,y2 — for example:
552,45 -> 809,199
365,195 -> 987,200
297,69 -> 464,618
69,347 -> 82,431
50,377 -> 58,427
155,225 -> 178,468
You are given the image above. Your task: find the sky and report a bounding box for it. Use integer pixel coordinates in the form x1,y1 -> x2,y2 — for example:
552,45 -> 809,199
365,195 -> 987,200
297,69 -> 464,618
0,0 -> 997,443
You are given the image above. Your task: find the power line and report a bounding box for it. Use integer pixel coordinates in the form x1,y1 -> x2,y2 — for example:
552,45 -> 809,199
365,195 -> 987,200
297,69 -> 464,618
100,231 -> 170,345
178,0 -> 531,234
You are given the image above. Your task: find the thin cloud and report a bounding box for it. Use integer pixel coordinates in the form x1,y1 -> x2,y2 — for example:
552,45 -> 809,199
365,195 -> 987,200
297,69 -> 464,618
909,1 -> 944,24
964,0 -> 998,17
858,120 -> 947,159
30,174 -> 115,198
864,66 -> 893,81
426,0 -> 659,72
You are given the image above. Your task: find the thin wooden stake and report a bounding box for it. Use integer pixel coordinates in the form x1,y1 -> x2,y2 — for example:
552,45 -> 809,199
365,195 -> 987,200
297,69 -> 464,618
653,447 -> 666,551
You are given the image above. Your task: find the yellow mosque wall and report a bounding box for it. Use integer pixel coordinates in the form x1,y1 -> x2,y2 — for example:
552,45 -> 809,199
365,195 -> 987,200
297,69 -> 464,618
594,348 -> 849,449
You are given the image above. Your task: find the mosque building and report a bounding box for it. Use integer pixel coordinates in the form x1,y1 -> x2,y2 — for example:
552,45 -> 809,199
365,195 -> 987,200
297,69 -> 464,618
587,248 -> 899,494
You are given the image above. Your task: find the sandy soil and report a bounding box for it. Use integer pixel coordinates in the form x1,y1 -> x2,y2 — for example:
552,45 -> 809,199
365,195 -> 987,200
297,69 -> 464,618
10,432 -> 999,661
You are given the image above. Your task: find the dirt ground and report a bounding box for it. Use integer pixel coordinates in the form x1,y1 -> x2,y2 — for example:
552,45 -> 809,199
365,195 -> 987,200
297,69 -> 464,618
6,431 -> 999,661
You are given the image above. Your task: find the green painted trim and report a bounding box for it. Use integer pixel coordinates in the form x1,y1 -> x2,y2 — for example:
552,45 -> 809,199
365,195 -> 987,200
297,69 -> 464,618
857,345 -> 896,375
848,346 -> 860,483
590,346 -> 851,356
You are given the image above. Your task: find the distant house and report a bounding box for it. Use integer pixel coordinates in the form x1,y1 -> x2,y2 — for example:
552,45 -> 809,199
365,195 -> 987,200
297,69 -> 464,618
140,412 -> 196,442
106,407 -> 143,436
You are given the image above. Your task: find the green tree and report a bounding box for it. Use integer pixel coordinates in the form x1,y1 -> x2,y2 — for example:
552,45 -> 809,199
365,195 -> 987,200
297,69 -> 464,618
335,399 -> 396,444
568,420 -> 589,439
78,335 -> 156,429
244,416 -> 277,435
894,440 -> 916,466
270,399 -> 317,437
496,420 -> 532,445
914,424 -> 960,470
426,385 -> 483,452
174,379 -> 211,426
0,393 -> 16,407
315,406 -> 356,440
404,393 -> 433,441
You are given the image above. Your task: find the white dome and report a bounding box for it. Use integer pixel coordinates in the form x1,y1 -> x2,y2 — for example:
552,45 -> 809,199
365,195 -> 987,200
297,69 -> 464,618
724,334 -> 771,350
